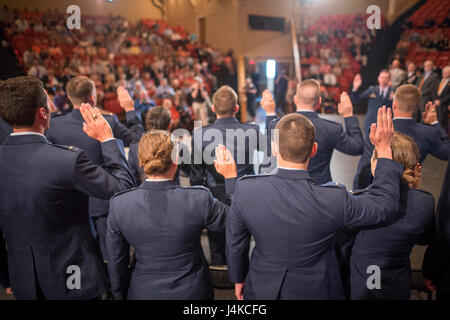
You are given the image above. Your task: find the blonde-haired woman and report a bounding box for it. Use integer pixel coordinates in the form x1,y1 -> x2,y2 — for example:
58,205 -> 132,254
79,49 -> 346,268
106,131 -> 237,300
349,132 -> 435,300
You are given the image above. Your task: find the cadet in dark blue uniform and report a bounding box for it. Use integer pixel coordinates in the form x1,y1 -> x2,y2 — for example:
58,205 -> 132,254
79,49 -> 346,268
190,85 -> 260,265
347,133 -> 435,300
0,116 -> 11,145
353,84 -> 449,189
350,71 -> 394,136
263,80 -> 363,185
423,146 -> 450,300
46,77 -> 144,261
0,76 -> 134,299
106,133 -> 236,300
128,106 -> 173,184
226,107 -> 404,300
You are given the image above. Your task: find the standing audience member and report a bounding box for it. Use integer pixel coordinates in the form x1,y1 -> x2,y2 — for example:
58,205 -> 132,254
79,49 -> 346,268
416,60 -> 439,122
432,65 -> 450,130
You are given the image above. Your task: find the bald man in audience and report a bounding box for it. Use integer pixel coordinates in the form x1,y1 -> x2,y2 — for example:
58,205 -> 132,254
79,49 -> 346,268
263,79 -> 363,185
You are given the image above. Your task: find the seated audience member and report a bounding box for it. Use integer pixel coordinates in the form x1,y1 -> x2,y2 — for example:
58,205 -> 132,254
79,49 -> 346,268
353,84 -> 449,189
344,133 -> 435,300
128,106 -> 173,184
226,107 -> 403,300
106,134 -> 236,300
154,78 -> 175,99
0,76 -> 133,300
264,80 -> 363,184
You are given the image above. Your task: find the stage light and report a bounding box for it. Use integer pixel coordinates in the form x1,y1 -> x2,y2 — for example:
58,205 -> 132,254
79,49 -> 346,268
266,59 -> 276,79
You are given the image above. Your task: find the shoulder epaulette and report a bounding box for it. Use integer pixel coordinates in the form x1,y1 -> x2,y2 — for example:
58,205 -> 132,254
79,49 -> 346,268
111,188 -> 138,199
238,174 -> 268,181
349,187 -> 370,196
318,181 -> 346,189
50,144 -> 79,152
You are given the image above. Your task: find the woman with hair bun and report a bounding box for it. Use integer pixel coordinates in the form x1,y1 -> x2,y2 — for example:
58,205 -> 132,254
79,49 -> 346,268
348,132 -> 435,300
106,131 -> 238,300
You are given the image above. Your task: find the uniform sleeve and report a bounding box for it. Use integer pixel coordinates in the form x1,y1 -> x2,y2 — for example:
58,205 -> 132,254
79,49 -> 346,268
416,194 -> 436,246
353,134 -> 375,190
203,190 -> 228,233
343,158 -> 403,228
226,184 -> 251,283
264,115 -> 278,158
112,111 -> 144,145
335,116 -> 364,155
127,143 -> 142,186
72,139 -> 134,199
422,156 -> 450,280
106,204 -> 131,300
430,123 -> 449,160
0,231 -> 10,289
189,133 -> 206,186
350,87 -> 373,104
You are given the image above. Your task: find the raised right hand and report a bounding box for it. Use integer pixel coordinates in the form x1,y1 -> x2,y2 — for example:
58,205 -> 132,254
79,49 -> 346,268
80,103 -> 114,143
353,74 -> 362,91
235,282 -> 245,300
369,106 -> 394,159
261,89 -> 276,115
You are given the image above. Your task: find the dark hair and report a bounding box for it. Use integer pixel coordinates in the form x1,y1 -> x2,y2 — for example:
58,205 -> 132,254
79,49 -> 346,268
275,113 -> 315,163
145,106 -> 172,131
0,76 -> 48,128
66,76 -> 94,105
212,85 -> 237,116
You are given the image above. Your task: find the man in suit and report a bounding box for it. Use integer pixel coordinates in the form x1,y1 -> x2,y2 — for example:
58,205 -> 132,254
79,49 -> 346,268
416,60 -> 440,122
404,62 -> 418,86
46,76 -> 144,261
263,80 -> 363,185
350,70 -> 394,136
432,65 -> 450,130
0,76 -> 134,299
353,84 -> 449,189
423,147 -> 450,300
226,107 -> 404,300
190,85 -> 260,266
0,116 -> 12,144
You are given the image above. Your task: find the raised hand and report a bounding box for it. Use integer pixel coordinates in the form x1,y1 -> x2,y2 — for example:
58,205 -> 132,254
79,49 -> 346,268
353,74 -> 362,91
235,282 -> 245,300
117,86 -> 135,112
80,103 -> 113,142
369,106 -> 394,159
337,92 -> 353,118
260,89 -> 276,115
214,144 -> 237,179
423,101 -> 438,125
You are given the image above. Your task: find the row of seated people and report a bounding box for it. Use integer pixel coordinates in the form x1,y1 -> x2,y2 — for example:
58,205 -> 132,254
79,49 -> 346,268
0,74 -> 449,300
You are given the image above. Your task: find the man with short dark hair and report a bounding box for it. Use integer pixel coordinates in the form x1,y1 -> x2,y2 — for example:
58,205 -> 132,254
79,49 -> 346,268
190,85 -> 260,266
226,107 -> 403,300
46,76 -> 144,261
0,76 -> 134,299
350,70 -> 394,135
353,84 -> 449,189
263,80 -> 363,185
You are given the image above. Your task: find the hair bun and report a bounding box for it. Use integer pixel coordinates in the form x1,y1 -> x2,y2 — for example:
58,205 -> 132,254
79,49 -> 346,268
402,168 -> 420,189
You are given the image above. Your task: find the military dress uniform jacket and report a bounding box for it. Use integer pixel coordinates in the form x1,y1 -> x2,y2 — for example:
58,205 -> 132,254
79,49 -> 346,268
106,178 -> 236,300
353,118 -> 449,189
190,117 -> 260,202
266,111 -> 363,185
423,147 -> 450,297
349,185 -> 435,300
0,134 -> 134,299
226,158 -> 403,300
0,116 -> 11,145
46,109 -> 144,217
350,85 -> 394,135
